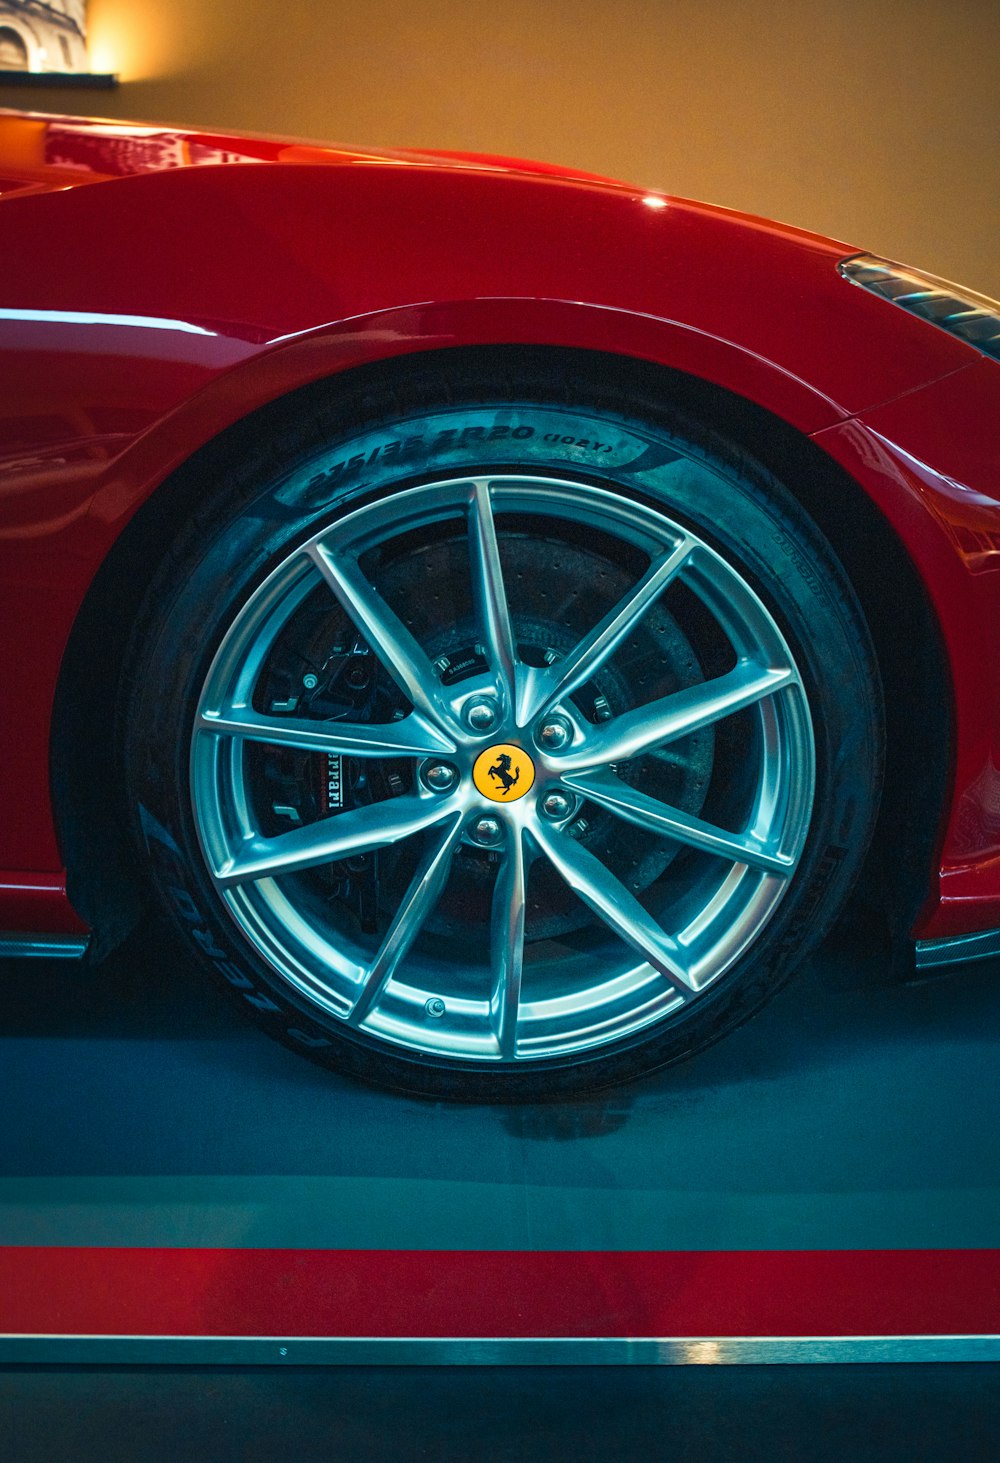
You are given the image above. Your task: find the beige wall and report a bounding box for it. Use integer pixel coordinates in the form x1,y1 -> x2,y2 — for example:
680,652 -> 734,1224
4,0 -> 999,296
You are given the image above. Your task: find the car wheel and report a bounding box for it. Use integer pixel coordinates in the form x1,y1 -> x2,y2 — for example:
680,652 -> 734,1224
123,362 -> 882,1099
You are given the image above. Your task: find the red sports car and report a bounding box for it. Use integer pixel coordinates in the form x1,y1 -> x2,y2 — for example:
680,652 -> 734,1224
2,109 -> 998,1099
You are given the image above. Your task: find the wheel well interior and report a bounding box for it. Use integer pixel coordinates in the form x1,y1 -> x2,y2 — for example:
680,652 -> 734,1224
51,345 -> 950,962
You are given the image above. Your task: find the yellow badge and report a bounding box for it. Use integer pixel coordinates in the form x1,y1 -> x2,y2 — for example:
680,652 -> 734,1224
473,744 -> 535,803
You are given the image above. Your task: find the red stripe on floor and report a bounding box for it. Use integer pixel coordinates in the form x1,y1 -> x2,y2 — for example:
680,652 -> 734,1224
2,1248 -> 999,1338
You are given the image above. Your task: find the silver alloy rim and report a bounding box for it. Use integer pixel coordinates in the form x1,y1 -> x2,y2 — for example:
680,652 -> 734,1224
191,474 -> 815,1064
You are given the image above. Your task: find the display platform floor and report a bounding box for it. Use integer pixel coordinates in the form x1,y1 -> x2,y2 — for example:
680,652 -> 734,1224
1,916 -> 1000,1364
4,1361 -> 1000,1462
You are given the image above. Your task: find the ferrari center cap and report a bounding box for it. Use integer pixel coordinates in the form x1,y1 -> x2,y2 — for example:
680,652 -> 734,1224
473,743 -> 535,802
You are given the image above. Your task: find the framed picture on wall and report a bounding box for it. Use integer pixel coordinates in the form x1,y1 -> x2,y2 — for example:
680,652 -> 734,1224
0,0 -> 88,75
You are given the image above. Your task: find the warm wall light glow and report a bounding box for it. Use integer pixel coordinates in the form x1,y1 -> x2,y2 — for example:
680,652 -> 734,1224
86,0 -> 175,82
85,35 -> 121,77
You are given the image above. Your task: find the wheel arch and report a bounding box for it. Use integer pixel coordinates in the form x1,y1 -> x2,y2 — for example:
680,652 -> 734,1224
51,343 -> 949,960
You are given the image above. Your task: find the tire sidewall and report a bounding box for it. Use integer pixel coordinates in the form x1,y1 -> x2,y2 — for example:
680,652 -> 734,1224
125,392 -> 882,1099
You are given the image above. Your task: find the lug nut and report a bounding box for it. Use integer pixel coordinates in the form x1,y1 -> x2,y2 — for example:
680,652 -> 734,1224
422,761 -> 459,794
541,792 -> 573,820
465,698 -> 499,733
470,815 -> 503,847
537,715 -> 572,751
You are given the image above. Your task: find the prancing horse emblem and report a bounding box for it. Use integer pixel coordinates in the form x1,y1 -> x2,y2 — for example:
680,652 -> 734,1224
472,743 -> 534,802
488,751 -> 520,796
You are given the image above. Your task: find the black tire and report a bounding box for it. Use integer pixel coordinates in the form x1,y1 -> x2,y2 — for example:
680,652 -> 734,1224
122,357 -> 883,1100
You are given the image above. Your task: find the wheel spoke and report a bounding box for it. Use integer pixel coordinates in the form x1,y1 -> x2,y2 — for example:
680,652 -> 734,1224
557,660 -> 796,770
560,768 -> 795,875
215,793 -> 447,888
524,538 -> 693,723
489,825 -> 528,1059
532,821 -> 695,995
349,814 -> 464,1027
468,479 -> 518,704
306,540 -> 455,733
197,706 -> 455,757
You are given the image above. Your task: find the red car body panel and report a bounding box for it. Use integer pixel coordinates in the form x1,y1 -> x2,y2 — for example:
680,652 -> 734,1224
1,112 -> 998,944
814,360 -> 1000,939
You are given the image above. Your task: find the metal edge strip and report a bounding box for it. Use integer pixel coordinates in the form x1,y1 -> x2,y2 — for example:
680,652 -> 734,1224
915,927 -> 1000,970
2,1335 -> 1000,1366
0,934 -> 89,960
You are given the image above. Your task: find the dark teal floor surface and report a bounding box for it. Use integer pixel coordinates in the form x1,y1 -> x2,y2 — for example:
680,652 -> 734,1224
2,918 -> 999,1254
2,919 -> 1000,1456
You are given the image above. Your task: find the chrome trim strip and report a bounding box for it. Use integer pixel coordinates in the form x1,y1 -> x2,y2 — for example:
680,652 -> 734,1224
915,927 -> 1000,969
0,933 -> 89,960
2,1335 -> 999,1365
